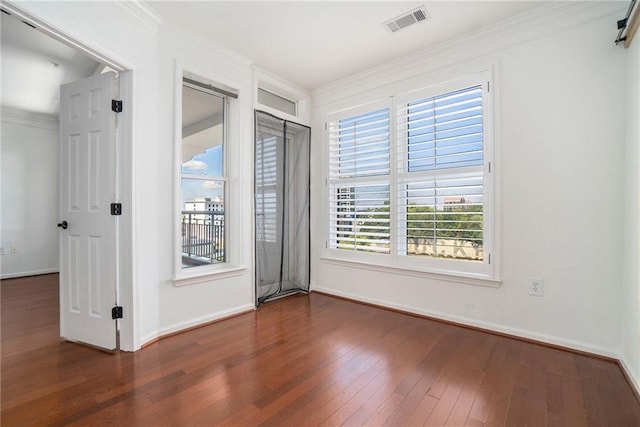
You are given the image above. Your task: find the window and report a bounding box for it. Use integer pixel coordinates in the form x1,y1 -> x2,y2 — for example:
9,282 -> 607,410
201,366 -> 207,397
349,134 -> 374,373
180,77 -> 228,269
258,88 -> 297,117
326,72 -> 495,279
328,106 -> 391,253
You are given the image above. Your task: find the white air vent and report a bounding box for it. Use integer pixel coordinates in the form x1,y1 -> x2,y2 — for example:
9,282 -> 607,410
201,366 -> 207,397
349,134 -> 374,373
384,6 -> 430,33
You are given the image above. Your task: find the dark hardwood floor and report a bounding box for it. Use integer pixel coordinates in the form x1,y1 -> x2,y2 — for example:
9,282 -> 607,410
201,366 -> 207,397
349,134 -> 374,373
2,274 -> 640,426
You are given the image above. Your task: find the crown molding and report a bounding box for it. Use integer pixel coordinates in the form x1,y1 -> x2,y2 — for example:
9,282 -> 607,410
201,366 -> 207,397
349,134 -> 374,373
254,66 -> 310,99
312,2 -> 627,108
160,21 -> 254,70
119,1 -> 163,34
1,106 -> 58,130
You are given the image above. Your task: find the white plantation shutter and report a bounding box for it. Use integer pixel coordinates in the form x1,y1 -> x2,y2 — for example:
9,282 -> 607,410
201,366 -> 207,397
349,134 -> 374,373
329,107 -> 390,178
256,135 -> 278,242
398,174 -> 483,260
325,71 -> 494,277
328,105 -> 391,254
397,79 -> 484,261
397,84 -> 483,172
329,184 -> 390,253
397,80 -> 485,263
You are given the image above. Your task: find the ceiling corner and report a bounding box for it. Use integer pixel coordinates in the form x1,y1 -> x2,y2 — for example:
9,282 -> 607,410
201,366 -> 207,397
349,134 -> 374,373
118,1 -> 163,34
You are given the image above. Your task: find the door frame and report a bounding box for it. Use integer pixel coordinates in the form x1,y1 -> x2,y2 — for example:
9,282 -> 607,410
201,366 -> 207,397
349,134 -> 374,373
3,3 -> 136,351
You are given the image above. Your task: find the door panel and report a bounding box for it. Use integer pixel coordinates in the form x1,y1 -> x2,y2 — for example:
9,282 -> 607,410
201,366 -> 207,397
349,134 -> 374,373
59,72 -> 117,350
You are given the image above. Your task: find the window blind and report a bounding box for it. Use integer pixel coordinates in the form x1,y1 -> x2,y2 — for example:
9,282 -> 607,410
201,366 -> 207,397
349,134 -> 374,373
329,108 -> 391,178
328,107 -> 391,254
398,175 -> 483,261
256,136 -> 278,242
326,74 -> 490,271
397,85 -> 483,172
329,184 -> 390,253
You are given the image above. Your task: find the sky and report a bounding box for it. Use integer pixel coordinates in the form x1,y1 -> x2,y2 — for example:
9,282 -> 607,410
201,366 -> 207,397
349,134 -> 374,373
181,145 -> 224,207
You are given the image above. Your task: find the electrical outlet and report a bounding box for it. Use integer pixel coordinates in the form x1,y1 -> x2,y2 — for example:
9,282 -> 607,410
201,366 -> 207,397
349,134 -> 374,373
10,244 -> 17,254
528,278 -> 544,296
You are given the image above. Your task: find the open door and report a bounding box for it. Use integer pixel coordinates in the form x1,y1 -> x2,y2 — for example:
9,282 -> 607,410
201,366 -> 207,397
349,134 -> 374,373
58,71 -> 118,350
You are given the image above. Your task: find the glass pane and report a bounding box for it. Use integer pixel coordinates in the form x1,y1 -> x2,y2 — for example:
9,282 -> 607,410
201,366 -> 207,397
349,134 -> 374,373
405,85 -> 483,172
182,84 -> 224,177
258,88 -> 297,116
402,175 -> 483,261
329,184 -> 390,254
331,108 -> 390,178
181,178 -> 225,268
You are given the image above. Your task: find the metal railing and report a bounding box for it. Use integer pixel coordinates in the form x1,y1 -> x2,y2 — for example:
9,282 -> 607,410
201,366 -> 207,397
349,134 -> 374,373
181,210 -> 225,265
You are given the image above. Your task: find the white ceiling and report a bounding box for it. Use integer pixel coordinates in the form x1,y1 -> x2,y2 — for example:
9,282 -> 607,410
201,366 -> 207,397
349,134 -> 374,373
0,2 -> 551,115
1,11 -> 101,115
147,1 -> 548,91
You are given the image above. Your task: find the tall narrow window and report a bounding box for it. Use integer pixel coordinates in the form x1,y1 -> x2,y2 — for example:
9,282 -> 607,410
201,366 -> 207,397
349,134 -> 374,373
397,84 -> 485,262
180,78 -> 227,268
328,106 -> 391,253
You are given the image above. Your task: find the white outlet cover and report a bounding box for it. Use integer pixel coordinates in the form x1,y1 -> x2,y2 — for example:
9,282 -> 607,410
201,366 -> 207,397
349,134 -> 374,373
528,278 -> 544,296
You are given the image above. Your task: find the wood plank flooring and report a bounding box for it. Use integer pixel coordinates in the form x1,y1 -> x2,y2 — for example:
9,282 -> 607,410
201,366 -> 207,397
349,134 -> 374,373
2,273 -> 640,426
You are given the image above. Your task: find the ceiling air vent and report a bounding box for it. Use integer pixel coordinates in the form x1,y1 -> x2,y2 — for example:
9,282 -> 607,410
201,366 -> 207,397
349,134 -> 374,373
385,6 -> 430,33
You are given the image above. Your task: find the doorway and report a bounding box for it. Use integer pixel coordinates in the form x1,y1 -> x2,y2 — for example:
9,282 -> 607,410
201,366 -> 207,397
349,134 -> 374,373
0,4 -> 133,350
254,110 -> 310,305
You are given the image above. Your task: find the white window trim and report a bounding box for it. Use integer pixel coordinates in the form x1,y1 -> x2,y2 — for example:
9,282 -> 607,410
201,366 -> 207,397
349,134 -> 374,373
322,67 -> 501,283
172,60 -> 244,285
319,256 -> 501,288
253,67 -> 311,125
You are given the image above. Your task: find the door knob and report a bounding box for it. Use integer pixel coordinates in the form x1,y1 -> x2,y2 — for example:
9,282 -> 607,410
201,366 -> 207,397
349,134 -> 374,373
57,221 -> 68,230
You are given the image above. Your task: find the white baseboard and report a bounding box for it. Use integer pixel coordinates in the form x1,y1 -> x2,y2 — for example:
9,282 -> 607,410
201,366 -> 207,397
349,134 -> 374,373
138,332 -> 160,350
312,286 -> 620,360
1,268 -> 59,280
619,358 -> 640,400
158,304 -> 255,337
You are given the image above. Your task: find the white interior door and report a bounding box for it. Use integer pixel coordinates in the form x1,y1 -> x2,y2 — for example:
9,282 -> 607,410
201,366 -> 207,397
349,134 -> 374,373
59,71 -> 118,350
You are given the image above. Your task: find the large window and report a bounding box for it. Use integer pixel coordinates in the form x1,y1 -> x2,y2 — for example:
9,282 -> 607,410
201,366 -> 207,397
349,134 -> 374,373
326,72 -> 495,278
180,78 -> 227,269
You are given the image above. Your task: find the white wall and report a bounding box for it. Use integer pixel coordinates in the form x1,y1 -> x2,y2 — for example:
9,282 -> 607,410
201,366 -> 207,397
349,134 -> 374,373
154,26 -> 255,337
311,8 -> 628,357
622,33 -> 640,391
12,0 -> 162,350
1,108 -> 59,278
10,1 -> 259,348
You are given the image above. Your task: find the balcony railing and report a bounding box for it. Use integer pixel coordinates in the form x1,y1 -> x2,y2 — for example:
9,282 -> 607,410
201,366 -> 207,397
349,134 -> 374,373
181,210 -> 225,266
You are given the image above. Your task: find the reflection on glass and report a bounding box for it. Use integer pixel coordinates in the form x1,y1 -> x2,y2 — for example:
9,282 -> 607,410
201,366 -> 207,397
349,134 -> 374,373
181,85 -> 224,176
181,78 -> 226,269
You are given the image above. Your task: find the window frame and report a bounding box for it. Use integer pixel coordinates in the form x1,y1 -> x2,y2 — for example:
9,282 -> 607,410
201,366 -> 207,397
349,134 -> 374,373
327,99 -> 392,256
180,81 -> 228,266
173,64 -> 245,286
323,69 -> 499,284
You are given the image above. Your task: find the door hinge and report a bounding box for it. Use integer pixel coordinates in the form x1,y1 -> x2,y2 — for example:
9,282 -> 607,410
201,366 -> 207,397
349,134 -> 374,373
111,99 -> 123,113
110,203 -> 122,216
112,306 -> 123,319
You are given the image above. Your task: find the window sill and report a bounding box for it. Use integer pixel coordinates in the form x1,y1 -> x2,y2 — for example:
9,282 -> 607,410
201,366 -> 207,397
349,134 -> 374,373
173,266 -> 247,287
319,257 -> 502,288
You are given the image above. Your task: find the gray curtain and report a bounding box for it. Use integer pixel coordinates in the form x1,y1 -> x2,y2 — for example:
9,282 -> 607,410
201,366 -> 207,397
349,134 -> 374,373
255,110 -> 310,306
